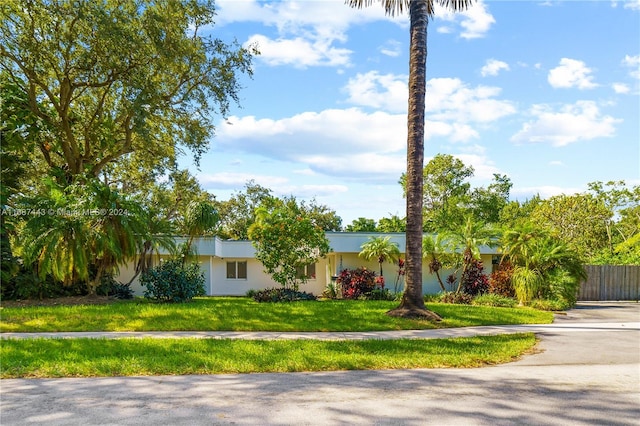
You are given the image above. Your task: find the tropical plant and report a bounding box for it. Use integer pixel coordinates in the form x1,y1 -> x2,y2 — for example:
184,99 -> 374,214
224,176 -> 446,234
336,267 -> 377,300
422,234 -> 450,291
347,0 -> 475,320
501,224 -> 587,306
19,179 -> 149,295
248,198 -> 331,291
140,259 -> 205,303
180,200 -> 219,266
359,236 -> 401,277
444,215 -> 499,292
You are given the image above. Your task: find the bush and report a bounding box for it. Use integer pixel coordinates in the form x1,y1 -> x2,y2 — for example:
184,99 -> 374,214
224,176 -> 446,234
461,259 -> 490,296
361,288 -> 395,301
251,287 -> 317,303
472,293 -> 517,308
489,261 -> 515,297
529,298 -> 570,311
542,269 -> 581,309
140,260 -> 205,303
96,273 -> 134,299
322,282 -> 338,299
337,267 -> 377,300
430,291 -> 473,305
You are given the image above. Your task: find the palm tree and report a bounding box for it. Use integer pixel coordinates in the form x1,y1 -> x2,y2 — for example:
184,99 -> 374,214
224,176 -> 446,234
502,226 -> 587,306
347,0 -> 474,320
180,200 -> 219,266
422,233 -> 448,291
444,215 -> 499,292
359,236 -> 401,277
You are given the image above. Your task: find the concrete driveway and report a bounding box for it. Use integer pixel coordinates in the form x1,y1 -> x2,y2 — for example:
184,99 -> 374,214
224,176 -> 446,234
1,302 -> 638,425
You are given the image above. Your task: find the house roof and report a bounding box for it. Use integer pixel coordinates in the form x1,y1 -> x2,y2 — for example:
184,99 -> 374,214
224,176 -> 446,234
159,233 -> 499,258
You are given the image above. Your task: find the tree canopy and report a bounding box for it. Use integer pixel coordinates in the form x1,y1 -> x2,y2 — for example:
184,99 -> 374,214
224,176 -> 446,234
0,0 -> 255,181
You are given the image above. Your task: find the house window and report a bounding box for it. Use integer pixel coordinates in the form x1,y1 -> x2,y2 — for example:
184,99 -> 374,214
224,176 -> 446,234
296,263 -> 316,280
226,261 -> 247,279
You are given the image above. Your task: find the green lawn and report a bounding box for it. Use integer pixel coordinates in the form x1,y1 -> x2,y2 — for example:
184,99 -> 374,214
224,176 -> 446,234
0,297 -> 554,332
0,333 -> 537,378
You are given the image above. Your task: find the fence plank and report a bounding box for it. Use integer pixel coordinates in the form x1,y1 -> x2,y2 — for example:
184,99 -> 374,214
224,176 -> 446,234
579,265 -> 640,301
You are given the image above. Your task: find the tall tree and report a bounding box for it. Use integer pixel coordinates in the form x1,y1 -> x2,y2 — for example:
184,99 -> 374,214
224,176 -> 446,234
348,0 -> 474,319
0,0 -> 255,181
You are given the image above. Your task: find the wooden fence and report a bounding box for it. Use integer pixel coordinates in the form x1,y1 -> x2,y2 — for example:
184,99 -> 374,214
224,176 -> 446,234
578,265 -> 640,301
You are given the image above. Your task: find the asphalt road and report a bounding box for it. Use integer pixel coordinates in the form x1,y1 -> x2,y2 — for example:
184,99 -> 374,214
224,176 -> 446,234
1,302 -> 639,425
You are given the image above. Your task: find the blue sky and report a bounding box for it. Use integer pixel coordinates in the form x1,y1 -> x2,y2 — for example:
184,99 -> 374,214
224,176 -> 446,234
189,0 -> 640,226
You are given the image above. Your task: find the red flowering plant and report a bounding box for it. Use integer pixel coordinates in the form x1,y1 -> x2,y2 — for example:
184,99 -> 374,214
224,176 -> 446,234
374,275 -> 385,289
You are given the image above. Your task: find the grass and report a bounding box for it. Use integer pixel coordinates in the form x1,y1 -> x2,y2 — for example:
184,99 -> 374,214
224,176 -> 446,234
0,297 -> 554,332
0,333 -> 537,378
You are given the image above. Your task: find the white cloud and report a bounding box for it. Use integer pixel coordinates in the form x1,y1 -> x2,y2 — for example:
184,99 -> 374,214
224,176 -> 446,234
481,59 -> 510,77
549,160 -> 564,166
622,0 -> 640,11
622,55 -> 640,79
511,101 -> 621,146
343,72 -> 516,125
548,58 -> 598,89
436,0 -> 495,39
245,34 -> 351,68
612,83 -> 630,94
343,71 -> 408,112
379,39 -> 402,57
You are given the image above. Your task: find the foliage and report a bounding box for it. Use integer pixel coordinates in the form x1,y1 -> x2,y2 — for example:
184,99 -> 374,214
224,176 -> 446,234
529,193 -> 610,259
489,261 -> 515,298
471,294 -> 518,308
248,198 -> 331,291
528,298 -> 571,312
460,259 -> 490,296
96,273 -> 134,300
345,217 -> 377,232
359,236 -> 401,277
18,179 -> 150,294
363,288 -> 396,301
337,267 -> 378,300
501,225 -> 586,306
430,291 -> 473,305
250,287 -> 317,303
377,215 -> 406,232
215,181 -> 276,240
1,0 -> 255,180
0,267 -> 63,300
179,200 -> 219,265
322,282 -> 339,299
140,260 -> 205,303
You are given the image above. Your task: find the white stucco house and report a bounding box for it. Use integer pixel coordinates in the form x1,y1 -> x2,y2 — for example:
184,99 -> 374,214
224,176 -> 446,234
117,232 -> 500,297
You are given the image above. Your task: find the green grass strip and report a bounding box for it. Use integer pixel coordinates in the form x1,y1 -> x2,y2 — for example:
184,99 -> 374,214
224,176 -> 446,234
0,333 -> 536,378
0,298 -> 553,332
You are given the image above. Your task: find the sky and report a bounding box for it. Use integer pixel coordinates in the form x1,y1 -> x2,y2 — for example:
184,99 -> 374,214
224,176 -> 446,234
187,0 -> 640,226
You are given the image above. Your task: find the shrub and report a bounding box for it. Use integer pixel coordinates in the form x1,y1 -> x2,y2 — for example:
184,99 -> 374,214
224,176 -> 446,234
542,269 -> 581,309
251,287 -> 317,303
461,259 -> 490,296
529,298 -> 570,311
140,259 -> 205,303
472,294 -> 517,308
96,273 -> 134,299
322,282 -> 338,299
489,261 -> 515,297
336,267 -> 377,300
430,291 -> 473,305
361,288 -> 395,301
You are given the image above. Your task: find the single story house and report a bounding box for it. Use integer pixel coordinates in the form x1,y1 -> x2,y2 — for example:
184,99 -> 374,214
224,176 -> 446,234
117,232 -> 500,297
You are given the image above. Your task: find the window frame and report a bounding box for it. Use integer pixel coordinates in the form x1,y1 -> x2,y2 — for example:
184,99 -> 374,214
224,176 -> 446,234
226,260 -> 248,280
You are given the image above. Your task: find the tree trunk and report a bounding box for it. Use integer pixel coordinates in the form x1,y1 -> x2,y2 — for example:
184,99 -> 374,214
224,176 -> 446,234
387,0 -> 441,322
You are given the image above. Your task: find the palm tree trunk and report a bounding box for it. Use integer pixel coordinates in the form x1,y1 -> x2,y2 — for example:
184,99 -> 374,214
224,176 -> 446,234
387,0 -> 440,321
